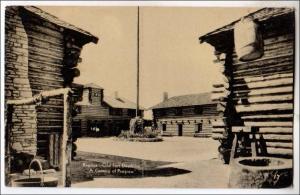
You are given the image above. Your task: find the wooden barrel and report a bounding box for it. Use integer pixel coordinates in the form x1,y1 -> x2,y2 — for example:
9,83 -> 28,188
229,157 -> 292,188
234,18 -> 263,61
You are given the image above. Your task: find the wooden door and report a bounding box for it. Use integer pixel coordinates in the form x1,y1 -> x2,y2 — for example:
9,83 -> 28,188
178,124 -> 183,136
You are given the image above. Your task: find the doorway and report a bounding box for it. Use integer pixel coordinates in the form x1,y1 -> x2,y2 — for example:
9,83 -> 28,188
178,124 -> 183,136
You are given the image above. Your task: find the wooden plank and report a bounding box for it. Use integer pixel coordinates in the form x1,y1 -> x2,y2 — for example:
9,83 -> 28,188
263,33 -> 294,45
211,133 -> 225,140
241,114 -> 293,120
235,86 -> 293,97
232,53 -> 293,67
259,127 -> 293,134
243,121 -> 293,127
230,134 -> 238,163
266,147 -> 293,156
232,126 -> 252,133
54,134 -> 60,166
236,103 -> 293,113
261,134 -> 293,141
212,128 -> 225,133
49,134 -> 54,166
234,77 -> 293,89
266,142 -> 293,149
235,94 -> 293,104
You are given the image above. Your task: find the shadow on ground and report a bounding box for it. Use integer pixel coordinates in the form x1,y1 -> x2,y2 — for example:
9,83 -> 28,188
71,151 -> 190,184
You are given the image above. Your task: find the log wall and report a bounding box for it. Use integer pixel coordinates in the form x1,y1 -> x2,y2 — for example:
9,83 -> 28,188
233,31 -> 294,157
154,104 -> 220,137
210,12 -> 295,158
22,14 -> 66,160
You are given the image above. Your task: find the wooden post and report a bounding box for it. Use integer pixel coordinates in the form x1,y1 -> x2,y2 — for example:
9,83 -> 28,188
6,88 -> 72,186
61,92 -> 72,187
136,6 -> 140,117
5,104 -> 13,185
251,133 -> 257,157
230,134 -> 238,164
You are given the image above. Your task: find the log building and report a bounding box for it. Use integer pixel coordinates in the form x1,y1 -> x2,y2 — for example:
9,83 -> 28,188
5,6 -> 98,186
199,8 -> 295,159
150,92 -> 220,137
73,83 -> 144,137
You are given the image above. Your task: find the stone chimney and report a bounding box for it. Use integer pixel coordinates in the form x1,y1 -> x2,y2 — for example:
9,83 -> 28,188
114,91 -> 119,99
5,7 -> 37,155
163,92 -> 168,102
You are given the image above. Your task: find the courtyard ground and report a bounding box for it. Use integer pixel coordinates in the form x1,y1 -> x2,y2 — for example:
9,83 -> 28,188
71,137 -> 230,188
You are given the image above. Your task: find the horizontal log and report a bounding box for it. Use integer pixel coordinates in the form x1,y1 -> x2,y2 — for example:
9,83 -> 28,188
259,127 -> 293,134
212,133 -> 225,140
234,72 -> 293,84
234,58 -> 293,76
233,64 -> 294,78
235,86 -> 293,97
27,34 -> 63,47
266,147 -> 293,156
243,121 -> 293,127
236,103 -> 293,113
232,126 -> 251,133
25,21 -> 62,37
212,128 -> 225,133
29,45 -> 63,59
241,114 -> 293,120
261,134 -> 292,141
235,94 -> 293,104
233,53 -> 293,67
234,77 -> 293,90
266,142 -> 293,149
264,33 -> 294,45
212,120 -> 226,127
6,88 -> 71,105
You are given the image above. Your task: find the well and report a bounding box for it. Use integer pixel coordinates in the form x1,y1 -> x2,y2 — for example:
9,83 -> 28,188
229,157 -> 293,188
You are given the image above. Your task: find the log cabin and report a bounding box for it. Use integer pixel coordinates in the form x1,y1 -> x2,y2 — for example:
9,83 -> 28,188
150,92 -> 220,137
5,6 -> 98,186
199,8 -> 295,160
73,83 -> 144,137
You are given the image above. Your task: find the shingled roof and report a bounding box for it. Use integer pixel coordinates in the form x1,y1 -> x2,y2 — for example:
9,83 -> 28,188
21,6 -> 98,44
199,7 -> 294,43
150,92 -> 214,110
104,96 -> 145,110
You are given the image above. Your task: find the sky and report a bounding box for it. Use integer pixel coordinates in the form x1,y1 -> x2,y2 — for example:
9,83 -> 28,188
40,6 -> 259,113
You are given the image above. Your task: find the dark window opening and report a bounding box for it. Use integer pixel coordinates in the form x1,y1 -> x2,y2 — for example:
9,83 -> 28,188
195,123 -> 202,133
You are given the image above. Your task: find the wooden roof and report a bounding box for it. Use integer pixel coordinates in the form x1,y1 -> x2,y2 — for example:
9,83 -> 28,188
22,6 -> 99,44
84,83 -> 104,89
104,96 -> 145,110
199,8 -> 295,52
150,92 -> 214,110
74,83 -> 144,110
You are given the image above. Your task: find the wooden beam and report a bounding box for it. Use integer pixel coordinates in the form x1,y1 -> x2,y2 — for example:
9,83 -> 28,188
235,94 -> 293,104
6,88 -> 72,105
267,147 -> 293,156
236,103 -> 293,113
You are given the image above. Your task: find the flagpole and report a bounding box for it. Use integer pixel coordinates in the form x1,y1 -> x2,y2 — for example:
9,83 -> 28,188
136,6 -> 140,117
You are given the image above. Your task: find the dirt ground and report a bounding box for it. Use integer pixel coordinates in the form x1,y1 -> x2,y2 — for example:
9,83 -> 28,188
72,137 -> 230,188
